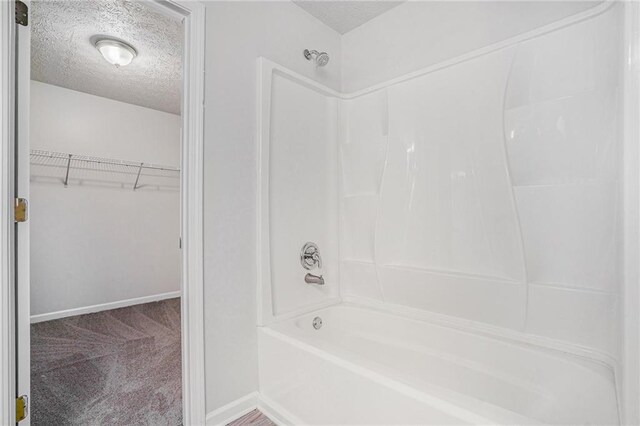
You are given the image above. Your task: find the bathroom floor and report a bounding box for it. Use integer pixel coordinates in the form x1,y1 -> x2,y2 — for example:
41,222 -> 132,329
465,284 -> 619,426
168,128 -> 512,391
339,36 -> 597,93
228,409 -> 275,425
30,298 -> 182,425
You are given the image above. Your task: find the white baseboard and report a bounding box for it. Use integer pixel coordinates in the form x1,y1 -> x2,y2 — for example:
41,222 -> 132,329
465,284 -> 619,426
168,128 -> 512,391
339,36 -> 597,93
205,392 -> 296,426
205,392 -> 259,425
257,395 -> 300,425
30,291 -> 181,323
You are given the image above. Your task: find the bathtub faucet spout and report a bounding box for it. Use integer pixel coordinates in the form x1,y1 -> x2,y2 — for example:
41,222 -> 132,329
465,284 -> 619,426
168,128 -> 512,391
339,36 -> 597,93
305,273 -> 325,285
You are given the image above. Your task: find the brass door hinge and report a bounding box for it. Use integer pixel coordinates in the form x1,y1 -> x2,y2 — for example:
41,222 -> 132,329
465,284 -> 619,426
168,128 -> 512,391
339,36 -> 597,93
14,198 -> 27,223
16,395 -> 28,422
15,1 -> 28,26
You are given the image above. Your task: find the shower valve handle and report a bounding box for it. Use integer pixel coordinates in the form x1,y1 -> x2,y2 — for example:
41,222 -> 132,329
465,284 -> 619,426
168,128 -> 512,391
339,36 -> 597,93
301,242 -> 322,270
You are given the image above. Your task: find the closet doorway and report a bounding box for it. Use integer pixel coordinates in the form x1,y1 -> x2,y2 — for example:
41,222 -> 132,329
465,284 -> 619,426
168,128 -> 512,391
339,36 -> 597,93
29,1 -> 183,423
3,0 -> 206,424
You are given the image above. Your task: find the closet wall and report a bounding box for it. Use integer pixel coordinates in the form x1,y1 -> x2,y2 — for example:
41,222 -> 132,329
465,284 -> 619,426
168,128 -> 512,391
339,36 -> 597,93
30,81 -> 181,320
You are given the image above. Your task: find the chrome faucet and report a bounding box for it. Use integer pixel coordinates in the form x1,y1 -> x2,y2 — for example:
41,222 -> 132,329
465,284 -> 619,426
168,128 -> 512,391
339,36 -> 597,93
305,273 -> 325,285
301,243 -> 324,285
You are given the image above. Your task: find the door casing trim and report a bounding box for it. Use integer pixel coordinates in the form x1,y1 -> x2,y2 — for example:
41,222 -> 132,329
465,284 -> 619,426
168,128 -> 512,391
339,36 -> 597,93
0,0 -> 207,424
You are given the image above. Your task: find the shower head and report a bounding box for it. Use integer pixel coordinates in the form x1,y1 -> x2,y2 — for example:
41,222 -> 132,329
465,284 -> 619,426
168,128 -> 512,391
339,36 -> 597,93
304,49 -> 330,67
315,52 -> 330,67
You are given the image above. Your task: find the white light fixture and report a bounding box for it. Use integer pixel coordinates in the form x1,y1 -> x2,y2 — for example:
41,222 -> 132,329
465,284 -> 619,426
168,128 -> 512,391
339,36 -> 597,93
95,38 -> 137,67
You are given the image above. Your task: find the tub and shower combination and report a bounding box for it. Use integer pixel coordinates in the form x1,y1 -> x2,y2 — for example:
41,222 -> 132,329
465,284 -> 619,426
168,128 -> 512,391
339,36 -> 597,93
257,2 -> 629,424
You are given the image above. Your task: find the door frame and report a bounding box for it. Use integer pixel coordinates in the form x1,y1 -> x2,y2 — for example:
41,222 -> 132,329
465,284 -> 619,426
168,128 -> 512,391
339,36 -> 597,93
0,0 -> 207,424
0,0 -> 18,423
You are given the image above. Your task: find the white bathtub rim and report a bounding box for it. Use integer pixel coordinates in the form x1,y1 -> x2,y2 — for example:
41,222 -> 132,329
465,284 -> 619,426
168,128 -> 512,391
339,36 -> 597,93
260,301 -> 619,425
342,295 -> 618,373
259,326 -> 542,425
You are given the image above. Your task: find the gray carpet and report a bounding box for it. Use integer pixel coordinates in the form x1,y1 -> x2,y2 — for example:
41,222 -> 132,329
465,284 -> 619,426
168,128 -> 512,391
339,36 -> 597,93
31,298 -> 182,425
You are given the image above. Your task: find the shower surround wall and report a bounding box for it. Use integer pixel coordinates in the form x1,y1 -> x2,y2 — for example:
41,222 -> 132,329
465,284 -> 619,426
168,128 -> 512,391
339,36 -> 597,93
262,69 -> 340,321
339,3 -> 621,358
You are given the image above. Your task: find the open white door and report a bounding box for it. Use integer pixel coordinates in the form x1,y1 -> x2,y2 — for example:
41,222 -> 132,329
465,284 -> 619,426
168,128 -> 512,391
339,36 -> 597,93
1,0 -> 31,423
15,0 -> 31,424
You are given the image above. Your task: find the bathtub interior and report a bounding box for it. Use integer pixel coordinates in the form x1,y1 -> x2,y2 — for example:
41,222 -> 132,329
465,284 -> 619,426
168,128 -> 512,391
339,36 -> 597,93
257,1 -> 626,424
268,304 -> 618,425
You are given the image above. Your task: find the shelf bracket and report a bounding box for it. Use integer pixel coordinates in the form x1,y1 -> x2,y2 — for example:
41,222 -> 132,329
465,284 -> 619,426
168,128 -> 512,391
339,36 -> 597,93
63,154 -> 72,186
133,162 -> 144,190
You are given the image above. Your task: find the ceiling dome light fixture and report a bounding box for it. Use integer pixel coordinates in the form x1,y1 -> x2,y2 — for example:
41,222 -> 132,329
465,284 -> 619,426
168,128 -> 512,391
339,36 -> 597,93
94,38 -> 137,67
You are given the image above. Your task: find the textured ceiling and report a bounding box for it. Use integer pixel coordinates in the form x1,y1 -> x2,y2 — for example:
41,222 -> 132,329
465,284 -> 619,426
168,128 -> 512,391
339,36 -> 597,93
294,1 -> 405,34
31,0 -> 182,115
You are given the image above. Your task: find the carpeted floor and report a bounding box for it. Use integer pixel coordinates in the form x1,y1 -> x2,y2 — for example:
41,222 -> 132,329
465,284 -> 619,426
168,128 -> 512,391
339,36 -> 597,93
31,298 -> 182,425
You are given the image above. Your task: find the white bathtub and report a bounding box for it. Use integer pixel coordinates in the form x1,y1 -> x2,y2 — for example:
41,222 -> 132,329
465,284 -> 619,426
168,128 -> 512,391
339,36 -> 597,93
258,304 -> 619,425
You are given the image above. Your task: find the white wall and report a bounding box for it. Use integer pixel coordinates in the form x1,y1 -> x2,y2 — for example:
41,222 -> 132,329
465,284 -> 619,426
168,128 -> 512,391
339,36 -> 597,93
342,1 -> 602,93
203,1 -> 342,412
622,4 -> 640,423
30,81 -> 180,317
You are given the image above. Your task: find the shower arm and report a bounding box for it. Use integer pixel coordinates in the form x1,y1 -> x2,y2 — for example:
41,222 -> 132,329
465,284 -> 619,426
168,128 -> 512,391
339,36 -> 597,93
304,49 -> 319,61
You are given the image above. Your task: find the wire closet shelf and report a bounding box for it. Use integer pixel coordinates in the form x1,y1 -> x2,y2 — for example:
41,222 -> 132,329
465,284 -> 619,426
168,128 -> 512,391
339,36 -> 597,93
30,149 -> 180,190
